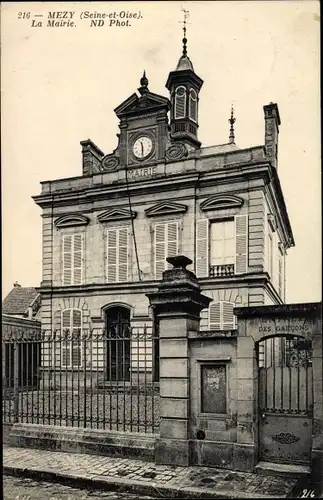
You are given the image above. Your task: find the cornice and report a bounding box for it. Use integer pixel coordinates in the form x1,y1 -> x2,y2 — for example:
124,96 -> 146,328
36,272 -> 272,297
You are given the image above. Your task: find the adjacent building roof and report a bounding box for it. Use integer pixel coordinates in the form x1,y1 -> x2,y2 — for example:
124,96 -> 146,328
2,283 -> 39,316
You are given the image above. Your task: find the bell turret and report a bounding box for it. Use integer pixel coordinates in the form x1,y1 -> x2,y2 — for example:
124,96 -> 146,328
165,10 -> 203,149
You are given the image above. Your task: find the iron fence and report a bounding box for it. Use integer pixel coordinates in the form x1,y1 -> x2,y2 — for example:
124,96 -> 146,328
2,325 -> 160,433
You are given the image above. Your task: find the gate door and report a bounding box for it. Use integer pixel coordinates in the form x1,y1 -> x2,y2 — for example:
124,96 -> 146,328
258,335 -> 313,465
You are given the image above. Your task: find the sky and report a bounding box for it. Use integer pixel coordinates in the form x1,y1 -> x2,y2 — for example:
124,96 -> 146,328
1,1 -> 321,303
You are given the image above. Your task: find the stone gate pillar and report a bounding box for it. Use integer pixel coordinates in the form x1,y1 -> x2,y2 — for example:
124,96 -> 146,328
147,255 -> 211,466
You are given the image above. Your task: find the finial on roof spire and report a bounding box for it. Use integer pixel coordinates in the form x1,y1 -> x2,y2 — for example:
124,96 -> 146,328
229,105 -> 236,144
181,8 -> 189,57
140,70 -> 148,88
138,70 -> 149,95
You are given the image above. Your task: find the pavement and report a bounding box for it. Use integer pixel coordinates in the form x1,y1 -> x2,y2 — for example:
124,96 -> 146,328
3,445 -> 303,499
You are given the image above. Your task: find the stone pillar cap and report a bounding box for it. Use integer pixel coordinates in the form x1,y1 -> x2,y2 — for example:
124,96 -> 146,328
166,255 -> 192,269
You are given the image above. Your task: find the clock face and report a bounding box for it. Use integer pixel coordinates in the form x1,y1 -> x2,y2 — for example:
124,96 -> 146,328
133,136 -> 153,159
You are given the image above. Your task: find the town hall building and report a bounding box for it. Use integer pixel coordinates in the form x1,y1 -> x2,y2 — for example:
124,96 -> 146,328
33,31 -> 294,379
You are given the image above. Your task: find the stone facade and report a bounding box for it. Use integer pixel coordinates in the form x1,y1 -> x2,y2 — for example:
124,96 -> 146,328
33,42 -> 294,377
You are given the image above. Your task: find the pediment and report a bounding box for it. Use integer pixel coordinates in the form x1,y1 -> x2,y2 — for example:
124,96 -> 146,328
97,208 -> 137,223
200,195 -> 244,211
55,214 -> 90,228
145,201 -> 188,217
114,91 -> 170,118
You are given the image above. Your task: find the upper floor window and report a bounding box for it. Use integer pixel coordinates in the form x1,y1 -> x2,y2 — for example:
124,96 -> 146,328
210,220 -> 235,267
209,301 -> 236,330
154,221 -> 179,280
175,86 -> 186,119
107,227 -> 129,283
189,88 -> 197,122
62,233 -> 83,285
61,308 -> 82,368
196,215 -> 248,278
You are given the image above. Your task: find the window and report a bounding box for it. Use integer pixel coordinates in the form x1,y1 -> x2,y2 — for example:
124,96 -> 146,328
107,227 -> 128,283
196,215 -> 248,277
189,88 -> 197,122
209,301 -> 236,330
201,364 -> 227,414
174,86 -> 186,119
61,309 -> 82,368
154,221 -> 179,279
63,233 -> 83,285
210,220 -> 235,266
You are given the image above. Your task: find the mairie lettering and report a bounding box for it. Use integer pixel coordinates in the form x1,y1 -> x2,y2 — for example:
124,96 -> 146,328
127,166 -> 157,180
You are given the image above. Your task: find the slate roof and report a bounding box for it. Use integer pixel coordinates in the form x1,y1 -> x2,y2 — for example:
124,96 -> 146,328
2,285 -> 39,316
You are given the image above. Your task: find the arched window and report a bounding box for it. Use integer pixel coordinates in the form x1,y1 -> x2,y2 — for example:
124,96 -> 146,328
189,88 -> 197,122
209,301 -> 236,330
175,86 -> 186,119
61,308 -> 82,367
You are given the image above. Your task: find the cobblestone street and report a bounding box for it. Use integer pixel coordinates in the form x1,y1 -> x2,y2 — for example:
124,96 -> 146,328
4,475 -> 154,500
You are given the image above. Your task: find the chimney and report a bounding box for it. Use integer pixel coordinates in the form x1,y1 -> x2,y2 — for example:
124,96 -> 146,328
80,139 -> 105,176
13,281 -> 21,288
263,102 -> 281,169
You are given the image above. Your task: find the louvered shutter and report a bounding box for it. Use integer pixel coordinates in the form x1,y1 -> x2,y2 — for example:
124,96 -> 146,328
196,219 -> 209,277
62,309 -> 71,366
72,309 -> 82,366
73,234 -> 83,285
278,255 -> 282,297
222,301 -> 235,329
118,228 -> 128,282
107,229 -> 117,282
175,87 -> 186,119
63,235 -> 73,285
154,223 -> 166,280
235,215 -> 248,274
282,254 -> 286,302
166,222 -> 179,265
209,302 -> 221,330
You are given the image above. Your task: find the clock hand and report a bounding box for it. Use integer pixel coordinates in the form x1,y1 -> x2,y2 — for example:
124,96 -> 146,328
141,141 -> 144,156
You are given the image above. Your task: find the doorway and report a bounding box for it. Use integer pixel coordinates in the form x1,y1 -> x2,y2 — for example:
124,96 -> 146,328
105,306 -> 131,381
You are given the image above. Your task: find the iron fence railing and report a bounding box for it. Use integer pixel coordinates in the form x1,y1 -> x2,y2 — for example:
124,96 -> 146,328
2,325 -> 160,433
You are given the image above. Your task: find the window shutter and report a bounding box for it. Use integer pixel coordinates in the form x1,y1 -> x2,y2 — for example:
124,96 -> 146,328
154,223 -> 166,280
72,309 -> 82,332
278,255 -> 282,297
189,89 -> 197,122
107,229 -> 117,283
63,235 -> 73,285
71,309 -> 82,367
235,214 -> 248,274
222,301 -> 235,329
196,219 -> 209,277
73,234 -> 83,285
166,221 -> 179,265
118,228 -> 128,282
175,86 -> 186,119
62,309 -> 71,331
209,302 -> 221,330
61,309 -> 71,367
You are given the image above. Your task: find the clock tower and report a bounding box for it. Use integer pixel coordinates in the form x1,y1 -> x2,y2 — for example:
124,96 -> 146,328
102,72 -> 171,170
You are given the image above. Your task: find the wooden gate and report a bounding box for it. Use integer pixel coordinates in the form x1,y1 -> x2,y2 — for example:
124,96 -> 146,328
258,335 -> 313,465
